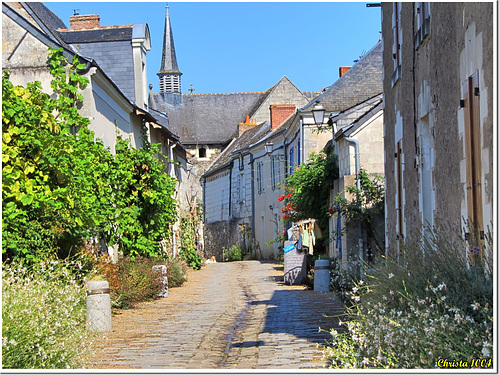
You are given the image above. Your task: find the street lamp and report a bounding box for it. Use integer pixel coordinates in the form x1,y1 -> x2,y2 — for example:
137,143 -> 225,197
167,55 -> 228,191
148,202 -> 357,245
311,101 -> 326,126
265,141 -> 273,154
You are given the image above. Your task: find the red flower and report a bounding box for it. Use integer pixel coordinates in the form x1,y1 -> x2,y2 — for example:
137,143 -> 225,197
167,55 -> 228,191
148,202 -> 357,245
329,208 -> 335,215
286,193 -> 292,199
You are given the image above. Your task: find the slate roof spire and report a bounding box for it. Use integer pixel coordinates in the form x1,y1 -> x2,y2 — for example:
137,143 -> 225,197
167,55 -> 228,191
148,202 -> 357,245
157,3 -> 182,94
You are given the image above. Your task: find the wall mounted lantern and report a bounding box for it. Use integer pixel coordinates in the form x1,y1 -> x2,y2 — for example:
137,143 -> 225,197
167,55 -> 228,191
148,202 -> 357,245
311,101 -> 326,125
265,141 -> 273,154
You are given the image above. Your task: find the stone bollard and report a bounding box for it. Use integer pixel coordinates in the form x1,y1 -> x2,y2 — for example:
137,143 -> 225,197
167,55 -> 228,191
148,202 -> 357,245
152,265 -> 169,298
314,259 -> 330,292
86,280 -> 112,331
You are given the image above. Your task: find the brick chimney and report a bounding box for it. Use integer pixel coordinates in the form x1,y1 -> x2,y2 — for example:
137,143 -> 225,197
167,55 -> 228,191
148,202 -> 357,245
270,104 -> 295,130
339,66 -> 351,77
69,14 -> 101,30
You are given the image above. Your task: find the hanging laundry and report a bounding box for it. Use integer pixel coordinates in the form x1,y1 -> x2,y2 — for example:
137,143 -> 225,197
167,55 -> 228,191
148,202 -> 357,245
302,229 -> 310,249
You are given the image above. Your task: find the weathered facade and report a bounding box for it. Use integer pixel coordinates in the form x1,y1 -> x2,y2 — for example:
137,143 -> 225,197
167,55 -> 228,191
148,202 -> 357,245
381,2 -> 494,259
294,41 -> 384,269
2,2 -> 149,154
329,95 -> 384,270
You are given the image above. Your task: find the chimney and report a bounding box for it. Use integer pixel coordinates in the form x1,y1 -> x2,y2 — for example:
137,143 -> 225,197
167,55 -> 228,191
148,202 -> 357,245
339,66 -> 351,77
69,14 -> 101,30
270,104 -> 295,130
238,115 -> 255,137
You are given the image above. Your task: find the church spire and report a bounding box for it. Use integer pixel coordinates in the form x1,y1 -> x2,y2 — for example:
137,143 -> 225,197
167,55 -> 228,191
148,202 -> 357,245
157,4 -> 182,94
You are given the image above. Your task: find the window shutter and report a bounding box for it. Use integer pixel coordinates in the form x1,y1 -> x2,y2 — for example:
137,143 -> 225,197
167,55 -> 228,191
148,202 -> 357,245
463,71 -> 484,259
470,72 -> 484,236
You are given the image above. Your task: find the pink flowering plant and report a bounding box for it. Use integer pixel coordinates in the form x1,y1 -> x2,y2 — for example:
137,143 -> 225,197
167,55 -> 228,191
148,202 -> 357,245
323,225 -> 493,369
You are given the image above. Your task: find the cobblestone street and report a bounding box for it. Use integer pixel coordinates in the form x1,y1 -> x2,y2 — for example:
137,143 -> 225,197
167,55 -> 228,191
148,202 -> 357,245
89,260 -> 344,370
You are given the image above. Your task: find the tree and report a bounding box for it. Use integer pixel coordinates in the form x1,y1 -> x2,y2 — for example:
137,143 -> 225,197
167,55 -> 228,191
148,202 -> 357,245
2,48 -> 177,262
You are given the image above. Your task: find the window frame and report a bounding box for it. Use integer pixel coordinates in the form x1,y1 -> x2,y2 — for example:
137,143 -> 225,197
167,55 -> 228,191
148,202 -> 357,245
414,2 -> 431,50
391,2 -> 402,87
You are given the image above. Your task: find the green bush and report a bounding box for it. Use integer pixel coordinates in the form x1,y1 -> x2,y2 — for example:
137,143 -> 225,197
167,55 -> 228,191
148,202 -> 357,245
96,256 -> 164,309
323,226 -> 493,369
2,260 -> 96,368
222,244 -> 242,262
166,257 -> 188,287
178,212 -> 203,270
228,244 -> 242,261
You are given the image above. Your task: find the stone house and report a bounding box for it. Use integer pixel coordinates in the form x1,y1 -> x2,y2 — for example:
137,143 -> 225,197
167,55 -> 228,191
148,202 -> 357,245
3,2 -> 147,153
202,121 -> 268,259
381,2 -> 494,261
201,78 -> 311,260
292,41 -> 384,269
201,40 -> 384,261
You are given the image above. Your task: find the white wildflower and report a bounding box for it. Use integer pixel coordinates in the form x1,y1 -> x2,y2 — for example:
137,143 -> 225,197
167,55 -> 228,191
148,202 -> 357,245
482,347 -> 491,357
388,273 -> 394,279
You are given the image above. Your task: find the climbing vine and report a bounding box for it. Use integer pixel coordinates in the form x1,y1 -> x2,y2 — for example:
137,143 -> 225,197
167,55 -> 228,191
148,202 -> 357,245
332,168 -> 385,252
178,204 -> 204,269
278,151 -> 338,232
2,48 -> 177,262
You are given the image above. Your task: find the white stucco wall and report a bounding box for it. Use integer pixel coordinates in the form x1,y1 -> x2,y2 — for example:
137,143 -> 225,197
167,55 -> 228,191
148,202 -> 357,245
204,170 -> 231,224
252,145 -> 286,260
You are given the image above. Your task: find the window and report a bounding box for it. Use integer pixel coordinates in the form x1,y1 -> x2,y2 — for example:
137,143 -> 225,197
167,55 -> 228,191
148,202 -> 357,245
276,156 -> 281,185
298,137 -> 301,165
239,154 -> 244,170
395,140 -> 404,239
199,147 -> 206,158
271,156 -> 276,190
414,2 -> 431,49
257,162 -> 263,194
238,173 -> 245,202
271,156 -> 281,190
391,2 -> 402,86
462,71 -> 484,257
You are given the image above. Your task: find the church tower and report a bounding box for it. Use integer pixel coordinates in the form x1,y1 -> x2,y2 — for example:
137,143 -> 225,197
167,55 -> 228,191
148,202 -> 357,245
157,4 -> 182,94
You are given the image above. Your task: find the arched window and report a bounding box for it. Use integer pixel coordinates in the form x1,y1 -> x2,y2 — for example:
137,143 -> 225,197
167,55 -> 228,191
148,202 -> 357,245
199,147 -> 207,158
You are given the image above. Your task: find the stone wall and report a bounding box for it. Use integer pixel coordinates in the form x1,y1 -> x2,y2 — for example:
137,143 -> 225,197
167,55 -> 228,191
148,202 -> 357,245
203,219 -> 240,261
381,2 -> 493,257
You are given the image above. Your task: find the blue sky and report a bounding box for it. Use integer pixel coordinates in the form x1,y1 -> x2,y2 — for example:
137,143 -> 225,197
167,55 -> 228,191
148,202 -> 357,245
45,2 -> 382,94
